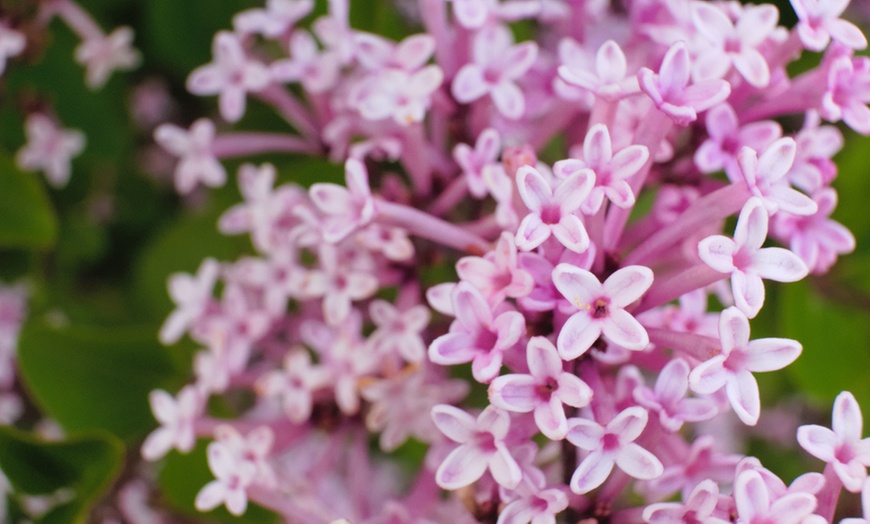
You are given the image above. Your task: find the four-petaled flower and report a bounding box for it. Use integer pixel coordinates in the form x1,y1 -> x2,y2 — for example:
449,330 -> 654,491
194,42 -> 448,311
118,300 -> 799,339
16,113 -> 85,188
489,336 -> 593,439
74,26 -> 141,89
141,386 -> 202,461
790,0 -> 867,51
552,264 -> 654,360
566,406 -> 664,494
634,357 -> 717,432
154,119 -> 227,194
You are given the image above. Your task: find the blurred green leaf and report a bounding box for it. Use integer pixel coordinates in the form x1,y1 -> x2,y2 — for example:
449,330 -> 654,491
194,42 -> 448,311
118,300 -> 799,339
17,320 -> 184,442
157,441 -> 279,523
0,155 -> 58,249
0,426 -> 122,524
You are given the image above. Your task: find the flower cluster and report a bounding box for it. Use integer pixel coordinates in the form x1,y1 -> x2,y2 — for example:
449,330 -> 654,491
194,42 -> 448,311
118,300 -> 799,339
143,0 -> 870,522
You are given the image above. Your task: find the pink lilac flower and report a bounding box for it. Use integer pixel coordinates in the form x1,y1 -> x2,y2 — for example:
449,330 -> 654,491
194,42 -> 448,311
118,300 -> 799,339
233,0 -> 313,38
771,188 -> 856,274
552,264 -> 654,360
431,404 -> 522,489
558,40 -> 639,101
633,357 -> 718,432
642,479 -> 730,524
453,128 -> 501,198
300,244 -> 378,325
488,336 -> 593,440
457,233 -> 534,305
738,137 -> 818,216
16,113 -> 85,188
637,41 -> 731,126
159,258 -> 220,344
797,391 -> 870,492
698,197 -> 809,318
690,2 -> 779,88
694,103 -> 782,181
256,349 -> 330,423
689,307 -> 802,425
141,386 -> 202,461
213,424 -> 277,488
566,406 -> 664,494
451,24 -> 538,120
731,469 -> 817,524
309,158 -> 376,243
353,33 -> 436,72
195,439 -> 258,516
553,124 -> 649,214
351,66 -> 444,125
514,165 -> 594,253
821,54 -> 870,135
643,434 -> 742,500
74,26 -> 140,89
790,0 -> 867,51
153,119 -> 226,194
269,29 -> 341,94
428,281 -> 525,383
367,300 -> 431,363
187,31 -> 271,122
0,22 -> 25,75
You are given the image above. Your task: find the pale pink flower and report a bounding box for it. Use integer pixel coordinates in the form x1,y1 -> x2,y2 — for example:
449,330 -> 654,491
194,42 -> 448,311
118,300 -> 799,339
213,425 -> 276,488
488,336 -> 593,439
642,435 -> 742,500
195,440 -> 257,516
454,128 -> 501,198
797,391 -> 870,492
790,0 -> 867,51
301,244 -> 378,325
141,386 -> 202,461
643,479 -> 730,524
634,357 -> 718,431
309,158 -> 375,243
738,138 -> 818,216
695,103 -> 782,181
368,300 -> 430,363
689,307 -> 802,425
153,119 -> 226,194
552,264 -> 654,360
452,24 -> 538,119
187,32 -> 271,122
566,406 -> 664,494
0,22 -> 25,75
821,55 -> 870,135
351,66 -> 444,125
353,33 -> 436,72
457,232 -> 534,305
16,113 -> 85,188
159,258 -> 220,345
431,404 -> 522,489
270,29 -> 341,94
74,26 -> 140,89
558,40 -> 639,101
233,0 -> 313,38
698,197 -> 809,318
731,469 -> 817,524
256,349 -> 330,423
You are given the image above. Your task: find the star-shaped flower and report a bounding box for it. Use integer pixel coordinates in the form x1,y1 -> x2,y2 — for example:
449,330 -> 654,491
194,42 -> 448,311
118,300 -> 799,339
16,114 -> 85,188
74,26 -> 140,89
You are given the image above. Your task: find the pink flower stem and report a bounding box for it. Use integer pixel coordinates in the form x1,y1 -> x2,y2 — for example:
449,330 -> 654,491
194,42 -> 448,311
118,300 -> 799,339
587,207 -> 606,274
646,327 -> 722,361
459,214 -> 502,239
609,506 -> 646,524
529,101 -> 582,150
737,67 -> 827,123
622,182 -> 749,266
814,463 -> 843,522
637,264 -> 725,314
211,133 -> 321,157
255,85 -> 320,141
603,109 -> 673,251
588,97 -> 619,131
247,484 -> 326,522
419,0 -> 455,75
376,200 -> 492,254
428,175 -> 470,216
401,122 -> 434,196
45,0 -> 102,39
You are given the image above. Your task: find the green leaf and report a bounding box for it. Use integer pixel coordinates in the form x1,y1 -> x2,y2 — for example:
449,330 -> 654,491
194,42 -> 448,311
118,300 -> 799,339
17,320 -> 184,442
0,155 -> 58,249
157,442 -> 279,523
0,426 -> 122,524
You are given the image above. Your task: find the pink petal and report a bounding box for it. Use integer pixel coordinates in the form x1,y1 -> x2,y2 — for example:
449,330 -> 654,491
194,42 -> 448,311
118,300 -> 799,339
141,428 -> 174,461
608,406 -> 649,442
602,308 -> 649,350
395,34 -> 436,70
489,374 -> 537,413
757,138 -> 797,184
719,307 -> 751,354
453,283 -> 494,330
610,145 -> 650,181
596,40 -> 627,84
769,493 -> 817,522
659,42 -> 691,97
699,235 -> 737,273
527,336 -> 563,379
828,19 -> 868,50
557,313 -> 601,360
429,332 -> 477,365
436,444 -> 489,489
503,42 -> 538,79
517,165 -> 552,211
767,185 -> 819,216
552,264 -> 600,306
750,248 -> 808,282
689,355 -> 729,394
571,451 -> 614,494
584,124 -> 613,167
491,81 -> 525,120
452,65 -> 489,103
735,470 -> 770,519
654,358 -> 690,404
745,338 -> 801,372
566,418 -> 604,450
727,369 -> 761,425
735,198 -> 769,252
833,460 -> 867,492
553,215 -> 590,253
796,425 -> 837,463
692,3 -> 732,45
431,405 -> 477,443
732,271 -> 765,319
833,391 -> 864,444
195,481 -> 227,512
516,215 -> 551,251
453,0 -> 488,28
557,373 -> 593,408
535,397 -> 569,440
604,265 -> 654,307
555,170 -> 595,210
309,183 -> 351,214
733,50 -> 770,88
472,350 -> 504,383
616,443 -> 663,479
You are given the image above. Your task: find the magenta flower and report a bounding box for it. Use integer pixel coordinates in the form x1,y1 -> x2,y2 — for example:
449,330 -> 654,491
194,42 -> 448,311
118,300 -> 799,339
637,41 -> 731,125
454,128 -> 501,198
553,124 -> 649,214
633,357 -> 717,432
642,479 -> 729,524
790,0 -> 868,51
694,103 -> 782,180
738,138 -> 818,216
488,336 -> 593,439
698,197 -> 809,318
428,282 -> 525,383
451,24 -> 538,119
552,264 -> 654,360
431,404 -> 522,489
187,32 -> 271,122
566,406 -> 663,494
797,391 -> 870,492
154,119 -> 226,194
74,26 -> 140,89
16,113 -> 85,188
689,307 -> 802,425
141,386 -> 202,461
514,165 -> 594,253
690,2 -> 778,87
309,158 -> 376,243
732,469 -> 817,524
159,258 -> 220,345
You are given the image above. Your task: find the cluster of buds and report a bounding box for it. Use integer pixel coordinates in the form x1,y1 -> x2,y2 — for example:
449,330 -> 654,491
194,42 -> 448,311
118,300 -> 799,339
146,0 -> 870,522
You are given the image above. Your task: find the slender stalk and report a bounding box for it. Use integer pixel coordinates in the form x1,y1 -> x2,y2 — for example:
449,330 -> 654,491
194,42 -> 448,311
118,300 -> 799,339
376,200 -> 492,254
212,133 -> 320,158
